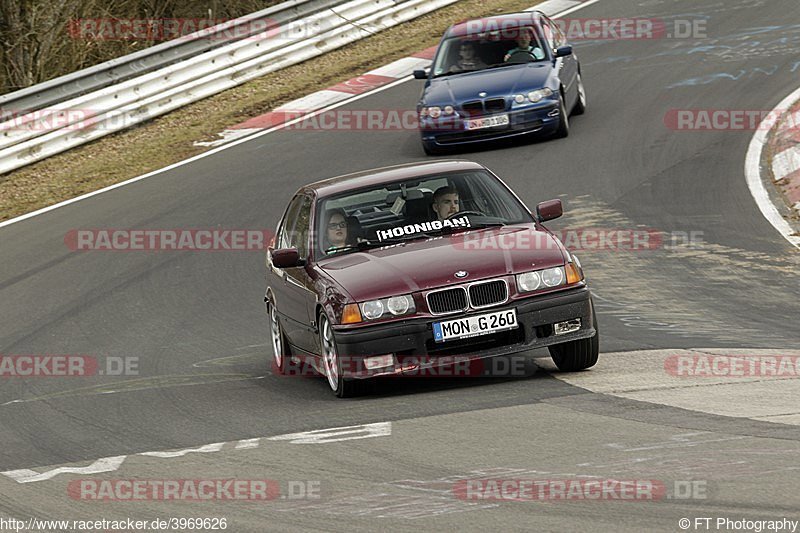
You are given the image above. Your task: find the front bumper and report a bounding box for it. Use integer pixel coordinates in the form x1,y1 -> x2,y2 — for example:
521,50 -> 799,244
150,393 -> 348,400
420,103 -> 560,148
332,286 -> 595,379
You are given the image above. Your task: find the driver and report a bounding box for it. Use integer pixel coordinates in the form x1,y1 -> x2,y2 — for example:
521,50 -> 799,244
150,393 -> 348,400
432,186 -> 460,220
503,28 -> 544,62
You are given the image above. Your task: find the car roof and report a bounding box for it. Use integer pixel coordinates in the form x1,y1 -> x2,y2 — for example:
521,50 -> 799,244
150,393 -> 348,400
445,11 -> 543,39
303,160 -> 488,198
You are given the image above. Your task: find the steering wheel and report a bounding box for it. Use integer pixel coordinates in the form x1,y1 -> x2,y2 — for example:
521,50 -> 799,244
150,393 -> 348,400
506,50 -> 536,63
446,210 -> 484,219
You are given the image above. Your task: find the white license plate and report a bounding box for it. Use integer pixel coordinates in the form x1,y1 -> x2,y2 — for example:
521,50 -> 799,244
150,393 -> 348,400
433,309 -> 518,343
465,114 -> 510,130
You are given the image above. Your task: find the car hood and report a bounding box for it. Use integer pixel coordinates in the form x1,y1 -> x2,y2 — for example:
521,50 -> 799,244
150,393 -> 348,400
318,225 -> 566,302
423,64 -> 551,105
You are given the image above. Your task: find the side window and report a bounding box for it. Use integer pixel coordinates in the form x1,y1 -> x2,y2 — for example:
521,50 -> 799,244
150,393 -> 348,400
541,20 -> 556,50
543,17 -> 566,47
277,195 -> 305,250
289,195 -> 313,258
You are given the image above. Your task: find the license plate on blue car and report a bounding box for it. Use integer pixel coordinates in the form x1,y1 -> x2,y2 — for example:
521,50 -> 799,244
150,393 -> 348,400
465,114 -> 510,130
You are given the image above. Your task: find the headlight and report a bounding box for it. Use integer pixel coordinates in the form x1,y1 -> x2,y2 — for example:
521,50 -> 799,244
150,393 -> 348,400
387,295 -> 412,315
443,105 -> 455,115
361,300 -> 384,320
419,107 -> 429,118
428,106 -> 442,118
541,267 -> 564,287
360,295 -> 416,320
516,271 -> 541,292
527,88 -> 553,103
513,94 -> 526,104
517,266 -> 572,293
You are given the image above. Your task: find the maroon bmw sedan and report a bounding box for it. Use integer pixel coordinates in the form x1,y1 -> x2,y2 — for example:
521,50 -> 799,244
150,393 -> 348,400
265,160 -> 598,397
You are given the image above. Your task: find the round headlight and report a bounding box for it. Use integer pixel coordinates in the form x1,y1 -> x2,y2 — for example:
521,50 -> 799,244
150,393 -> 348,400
361,300 -> 384,320
541,267 -> 565,287
387,296 -> 411,315
443,105 -> 455,115
428,106 -> 442,118
517,271 -> 541,292
513,94 -> 525,104
419,107 -> 429,117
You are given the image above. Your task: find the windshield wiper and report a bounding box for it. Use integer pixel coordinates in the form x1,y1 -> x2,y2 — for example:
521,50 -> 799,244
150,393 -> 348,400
439,221 -> 507,235
484,62 -> 520,70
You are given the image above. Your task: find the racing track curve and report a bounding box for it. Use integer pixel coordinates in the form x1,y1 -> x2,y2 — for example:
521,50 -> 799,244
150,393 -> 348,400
1,0 -> 799,530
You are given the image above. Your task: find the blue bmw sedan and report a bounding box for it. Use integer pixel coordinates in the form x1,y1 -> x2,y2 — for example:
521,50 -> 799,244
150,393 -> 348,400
414,11 -> 586,154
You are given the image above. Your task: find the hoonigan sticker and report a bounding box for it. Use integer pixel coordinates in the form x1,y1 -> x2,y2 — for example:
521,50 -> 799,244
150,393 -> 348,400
376,216 -> 471,241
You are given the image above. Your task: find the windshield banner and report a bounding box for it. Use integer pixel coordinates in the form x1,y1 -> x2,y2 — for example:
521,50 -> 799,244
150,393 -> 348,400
376,216 -> 471,242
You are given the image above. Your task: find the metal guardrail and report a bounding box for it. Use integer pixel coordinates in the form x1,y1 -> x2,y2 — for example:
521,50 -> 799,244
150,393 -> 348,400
0,0 -> 346,114
0,0 -> 455,176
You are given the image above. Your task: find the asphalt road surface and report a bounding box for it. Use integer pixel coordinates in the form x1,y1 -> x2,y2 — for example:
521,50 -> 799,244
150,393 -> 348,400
1,0 -> 799,531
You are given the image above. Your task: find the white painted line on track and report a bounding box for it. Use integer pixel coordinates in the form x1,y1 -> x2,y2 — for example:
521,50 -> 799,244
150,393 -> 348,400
0,0 -> 601,231
745,86 -> 800,249
0,422 -> 392,484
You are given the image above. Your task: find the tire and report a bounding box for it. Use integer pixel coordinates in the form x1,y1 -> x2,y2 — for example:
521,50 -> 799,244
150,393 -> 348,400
553,92 -> 570,139
268,301 -> 292,375
318,313 -> 363,398
548,315 -> 599,371
572,72 -> 586,116
422,141 -> 441,156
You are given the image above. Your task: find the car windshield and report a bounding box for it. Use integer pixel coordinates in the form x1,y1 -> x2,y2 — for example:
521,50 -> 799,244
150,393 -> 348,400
432,27 -> 546,78
316,170 -> 534,257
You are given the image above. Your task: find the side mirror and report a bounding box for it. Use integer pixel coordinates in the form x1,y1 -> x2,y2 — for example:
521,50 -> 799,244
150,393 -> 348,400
536,199 -> 563,222
555,45 -> 573,58
271,248 -> 303,268
413,69 -> 428,80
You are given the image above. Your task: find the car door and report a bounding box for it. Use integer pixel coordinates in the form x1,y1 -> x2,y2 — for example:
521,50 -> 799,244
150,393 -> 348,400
542,16 -> 578,109
270,194 -> 317,352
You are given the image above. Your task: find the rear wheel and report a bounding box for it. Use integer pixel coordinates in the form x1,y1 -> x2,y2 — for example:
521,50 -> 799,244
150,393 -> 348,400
553,92 -> 570,138
548,315 -> 599,371
319,313 -> 363,398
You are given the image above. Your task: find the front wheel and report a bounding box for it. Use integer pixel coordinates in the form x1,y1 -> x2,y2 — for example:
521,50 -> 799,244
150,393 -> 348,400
268,301 -> 291,374
572,73 -> 586,116
319,313 -> 363,398
553,93 -> 570,139
422,141 -> 442,156
548,316 -> 599,371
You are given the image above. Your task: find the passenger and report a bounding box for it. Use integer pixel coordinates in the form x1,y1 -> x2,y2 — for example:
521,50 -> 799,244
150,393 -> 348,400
449,42 -> 488,73
324,208 -> 350,254
432,186 -> 460,220
504,28 -> 545,62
